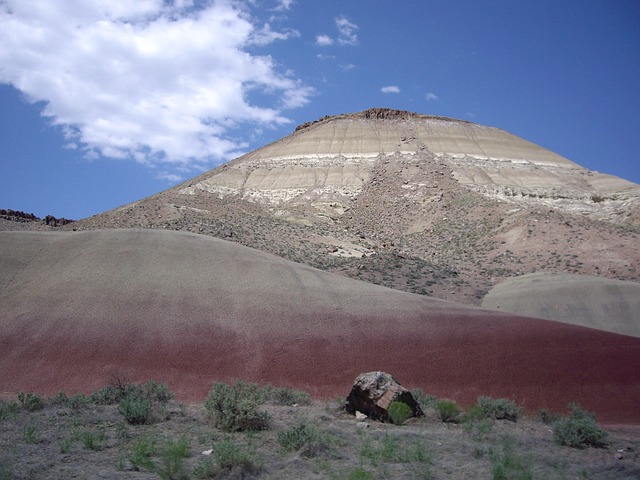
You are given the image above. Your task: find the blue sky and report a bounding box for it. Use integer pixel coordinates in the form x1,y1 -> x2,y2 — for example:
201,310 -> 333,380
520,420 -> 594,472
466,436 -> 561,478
1,0 -> 639,219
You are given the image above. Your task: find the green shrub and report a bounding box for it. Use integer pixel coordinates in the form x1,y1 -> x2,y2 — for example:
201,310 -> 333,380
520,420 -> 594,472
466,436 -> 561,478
538,408 -> 561,425
204,380 -> 271,432
50,391 -> 69,406
91,385 -> 123,405
129,434 -> 157,471
68,393 -> 90,410
144,380 -> 174,403
214,439 -> 263,475
464,409 -> 494,441
82,430 -> 102,451
490,437 -> 533,480
18,392 -> 43,412
388,401 -> 413,425
115,381 -> 172,425
552,404 -> 608,448
263,385 -> 311,406
0,400 -> 19,421
476,396 -> 522,422
157,437 -> 190,480
119,392 -> 151,425
435,399 -> 463,423
410,388 -> 438,410
60,436 -> 74,454
23,422 -> 39,444
278,421 -> 321,452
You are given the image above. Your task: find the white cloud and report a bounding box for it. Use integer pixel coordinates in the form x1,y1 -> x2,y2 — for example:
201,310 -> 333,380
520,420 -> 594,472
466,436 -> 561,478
0,0 -> 312,174
335,15 -> 358,46
315,34 -> 334,46
381,86 -> 400,94
273,0 -> 294,11
316,53 -> 336,61
156,172 -> 183,183
426,92 -> 439,101
251,23 -> 300,45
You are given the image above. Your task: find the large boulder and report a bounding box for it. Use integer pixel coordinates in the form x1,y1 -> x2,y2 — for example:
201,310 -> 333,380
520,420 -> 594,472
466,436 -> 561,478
345,371 -> 423,422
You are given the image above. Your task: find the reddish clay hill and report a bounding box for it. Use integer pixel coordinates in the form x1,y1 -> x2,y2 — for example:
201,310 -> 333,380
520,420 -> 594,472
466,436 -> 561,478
1,229 -> 639,423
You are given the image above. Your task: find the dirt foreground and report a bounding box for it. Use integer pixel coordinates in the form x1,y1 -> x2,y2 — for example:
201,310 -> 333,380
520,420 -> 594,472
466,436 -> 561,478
1,394 -> 639,479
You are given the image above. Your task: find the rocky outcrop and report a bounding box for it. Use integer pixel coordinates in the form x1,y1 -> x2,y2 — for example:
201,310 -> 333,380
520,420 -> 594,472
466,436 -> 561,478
345,371 -> 423,422
64,108 -> 640,305
180,109 -> 639,225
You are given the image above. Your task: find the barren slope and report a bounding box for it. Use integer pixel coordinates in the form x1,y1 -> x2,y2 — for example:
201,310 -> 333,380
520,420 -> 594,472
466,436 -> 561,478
482,272 -> 640,337
66,109 -> 640,304
1,229 -> 639,423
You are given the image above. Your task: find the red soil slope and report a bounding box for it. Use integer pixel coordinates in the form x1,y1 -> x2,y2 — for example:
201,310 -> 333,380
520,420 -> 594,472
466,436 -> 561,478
1,229 -> 639,423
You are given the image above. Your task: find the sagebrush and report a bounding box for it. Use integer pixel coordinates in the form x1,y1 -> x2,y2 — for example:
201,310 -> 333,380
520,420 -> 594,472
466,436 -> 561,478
204,380 -> 271,432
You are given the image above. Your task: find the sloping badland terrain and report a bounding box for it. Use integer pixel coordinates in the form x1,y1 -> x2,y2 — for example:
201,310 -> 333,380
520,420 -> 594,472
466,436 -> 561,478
1,109 -> 639,423
1,229 -> 639,424
482,272 -> 640,337
64,109 -> 640,308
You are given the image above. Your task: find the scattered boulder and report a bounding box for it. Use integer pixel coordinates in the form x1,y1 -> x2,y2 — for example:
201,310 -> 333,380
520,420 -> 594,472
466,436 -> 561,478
345,371 -> 423,422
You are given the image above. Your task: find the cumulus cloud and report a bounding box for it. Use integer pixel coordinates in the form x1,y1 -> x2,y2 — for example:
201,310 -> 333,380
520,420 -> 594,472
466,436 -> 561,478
426,92 -> 439,101
381,86 -> 400,94
335,15 -> 358,45
315,34 -> 334,46
0,0 -> 312,175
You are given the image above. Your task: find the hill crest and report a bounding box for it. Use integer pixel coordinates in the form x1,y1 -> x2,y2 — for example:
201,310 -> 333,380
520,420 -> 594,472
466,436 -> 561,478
49,109 -> 640,304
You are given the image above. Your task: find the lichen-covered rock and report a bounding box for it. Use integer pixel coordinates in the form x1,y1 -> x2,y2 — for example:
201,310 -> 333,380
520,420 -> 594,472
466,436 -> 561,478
345,371 -> 423,422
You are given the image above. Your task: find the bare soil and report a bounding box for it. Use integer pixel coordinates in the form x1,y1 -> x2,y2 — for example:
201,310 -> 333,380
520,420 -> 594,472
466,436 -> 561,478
1,395 -> 639,480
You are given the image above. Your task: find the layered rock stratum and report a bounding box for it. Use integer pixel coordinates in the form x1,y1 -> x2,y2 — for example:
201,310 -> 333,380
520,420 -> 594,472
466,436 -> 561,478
68,108 -> 640,304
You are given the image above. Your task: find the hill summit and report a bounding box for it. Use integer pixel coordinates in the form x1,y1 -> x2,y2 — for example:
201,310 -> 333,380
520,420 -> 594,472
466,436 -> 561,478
69,108 -> 640,303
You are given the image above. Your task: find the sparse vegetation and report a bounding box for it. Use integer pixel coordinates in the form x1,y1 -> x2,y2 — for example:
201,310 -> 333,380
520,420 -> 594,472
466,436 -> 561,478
116,380 -> 173,425
277,420 -> 332,458
360,432 -> 431,469
212,439 -> 263,476
410,388 -> 438,411
435,399 -> 463,423
388,401 -> 414,425
0,384 -> 631,479
263,384 -> 311,406
204,380 -> 271,432
157,436 -> 191,480
128,434 -> 157,471
475,396 -> 522,422
22,422 -> 39,444
490,437 -> 533,480
90,385 -> 122,405
538,408 -> 561,425
118,390 -> 151,425
552,404 -> 608,449
17,392 -> 43,412
0,400 -> 19,421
